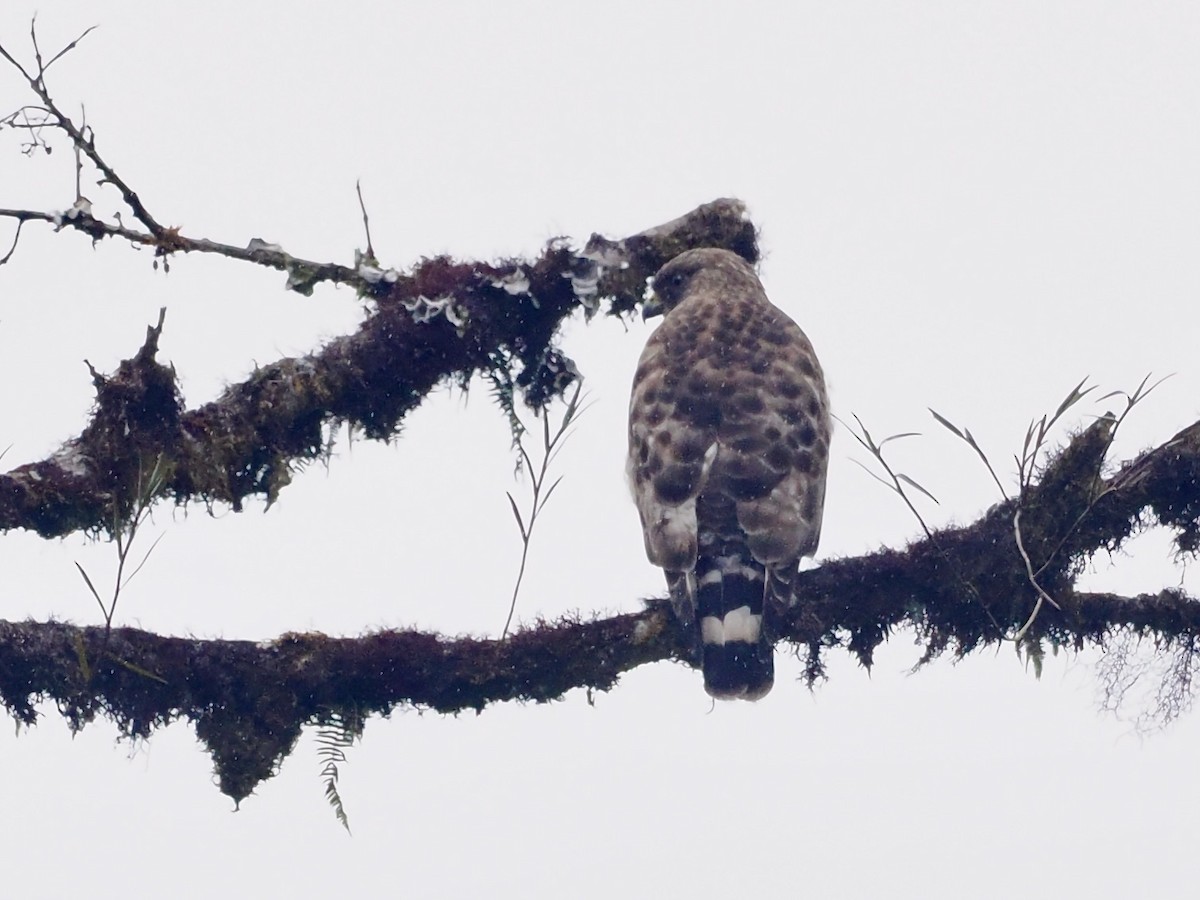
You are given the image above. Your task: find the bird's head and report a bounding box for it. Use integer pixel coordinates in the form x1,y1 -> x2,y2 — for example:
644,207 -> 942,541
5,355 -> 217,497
642,248 -> 760,320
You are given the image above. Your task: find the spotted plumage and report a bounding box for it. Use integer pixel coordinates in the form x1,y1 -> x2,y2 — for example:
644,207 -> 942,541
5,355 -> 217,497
627,248 -> 830,699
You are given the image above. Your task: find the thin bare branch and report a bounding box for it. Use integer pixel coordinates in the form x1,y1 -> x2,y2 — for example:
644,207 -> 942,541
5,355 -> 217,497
0,34 -> 33,82
1011,508 -> 1063,642
355,179 -> 374,262
72,102 -> 84,200
2,21 -> 163,235
0,218 -> 22,264
0,204 -> 370,291
42,24 -> 98,73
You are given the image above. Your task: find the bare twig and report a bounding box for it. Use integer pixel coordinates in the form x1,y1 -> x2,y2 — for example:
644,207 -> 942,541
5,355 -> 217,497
41,23 -> 98,73
2,20 -> 165,235
0,104 -> 54,155
3,29 -> 757,301
0,22 -> 390,293
0,217 -> 21,265
1011,507 -> 1063,642
0,203 -> 369,292
355,179 -> 374,262
72,102 -> 84,201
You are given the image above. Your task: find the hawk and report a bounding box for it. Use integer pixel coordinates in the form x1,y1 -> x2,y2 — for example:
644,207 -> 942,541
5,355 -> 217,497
627,248 -> 830,700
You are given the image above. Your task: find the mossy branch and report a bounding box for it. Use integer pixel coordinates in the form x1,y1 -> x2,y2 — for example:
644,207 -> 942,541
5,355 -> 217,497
0,198 -> 757,538
0,415 -> 1198,802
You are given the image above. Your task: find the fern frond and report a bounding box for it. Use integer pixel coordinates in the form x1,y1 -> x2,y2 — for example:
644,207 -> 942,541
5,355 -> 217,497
316,710 -> 364,834
485,349 -> 525,455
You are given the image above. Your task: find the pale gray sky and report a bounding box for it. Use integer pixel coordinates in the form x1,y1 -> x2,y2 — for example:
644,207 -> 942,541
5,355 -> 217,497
1,3 -> 1198,898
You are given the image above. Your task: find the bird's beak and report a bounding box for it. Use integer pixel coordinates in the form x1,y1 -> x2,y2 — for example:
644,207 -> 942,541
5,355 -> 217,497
641,293 -> 664,321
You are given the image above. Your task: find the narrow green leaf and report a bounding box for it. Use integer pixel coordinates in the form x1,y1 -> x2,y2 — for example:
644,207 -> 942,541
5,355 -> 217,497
518,443 -> 534,477
505,492 -> 526,539
850,458 -> 900,495
1033,414 -> 1049,450
929,408 -> 964,440
1052,377 -> 1094,424
121,532 -> 166,589
74,561 -> 103,605
1136,372 -> 1173,404
536,475 -> 565,515
878,432 -> 921,448
1021,420 -> 1037,458
897,473 -> 940,505
851,415 -> 878,453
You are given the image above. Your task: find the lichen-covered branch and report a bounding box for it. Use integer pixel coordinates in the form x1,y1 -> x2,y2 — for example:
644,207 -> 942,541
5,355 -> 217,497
0,198 -> 757,538
1,413 -> 1199,803
1,24 -> 759,538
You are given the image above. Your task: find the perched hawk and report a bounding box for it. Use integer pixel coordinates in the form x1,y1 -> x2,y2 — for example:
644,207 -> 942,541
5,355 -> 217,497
627,248 -> 830,700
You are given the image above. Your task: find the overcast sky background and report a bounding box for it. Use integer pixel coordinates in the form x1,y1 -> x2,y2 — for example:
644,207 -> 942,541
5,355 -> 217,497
2,3 -> 1199,898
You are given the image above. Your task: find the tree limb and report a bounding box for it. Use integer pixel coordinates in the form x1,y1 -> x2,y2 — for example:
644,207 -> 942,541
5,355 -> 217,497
0,412 -> 1198,802
0,198 -> 757,538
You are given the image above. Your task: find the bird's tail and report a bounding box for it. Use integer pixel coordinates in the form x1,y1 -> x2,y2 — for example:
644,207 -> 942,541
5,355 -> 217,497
694,554 -> 774,700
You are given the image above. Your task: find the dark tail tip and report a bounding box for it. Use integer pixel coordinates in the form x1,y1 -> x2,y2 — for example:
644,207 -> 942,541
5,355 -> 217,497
702,639 -> 774,701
